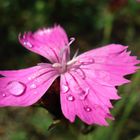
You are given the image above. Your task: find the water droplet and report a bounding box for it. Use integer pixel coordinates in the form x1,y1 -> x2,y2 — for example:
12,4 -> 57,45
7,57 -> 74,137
2,93 -> 6,97
30,84 -> 37,89
7,81 -> 26,96
67,94 -> 75,101
24,41 -> 33,48
84,106 -> 92,112
79,88 -> 89,100
62,85 -> 69,93
89,58 -> 94,63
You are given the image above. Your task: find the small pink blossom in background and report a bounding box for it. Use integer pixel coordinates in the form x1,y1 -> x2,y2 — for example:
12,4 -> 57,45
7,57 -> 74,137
0,25 -> 139,126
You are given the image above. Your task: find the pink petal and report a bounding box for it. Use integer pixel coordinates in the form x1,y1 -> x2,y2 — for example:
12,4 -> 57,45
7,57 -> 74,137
60,43 -> 140,125
19,25 -> 69,63
77,44 -> 140,86
0,64 -> 58,106
60,72 -> 114,126
61,44 -> 139,125
79,44 -> 128,57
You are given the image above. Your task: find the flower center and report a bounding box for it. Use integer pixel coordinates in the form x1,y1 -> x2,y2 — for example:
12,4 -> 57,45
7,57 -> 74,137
52,57 -> 78,74
52,37 -> 77,74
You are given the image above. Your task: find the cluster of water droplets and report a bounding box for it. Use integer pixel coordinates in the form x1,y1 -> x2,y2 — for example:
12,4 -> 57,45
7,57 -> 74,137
18,34 -> 95,113
61,84 -> 92,112
27,67 -> 54,91
2,64 -> 56,99
3,80 -> 41,98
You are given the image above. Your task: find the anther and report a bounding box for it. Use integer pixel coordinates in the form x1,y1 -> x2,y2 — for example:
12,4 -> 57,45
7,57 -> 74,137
68,37 -> 75,46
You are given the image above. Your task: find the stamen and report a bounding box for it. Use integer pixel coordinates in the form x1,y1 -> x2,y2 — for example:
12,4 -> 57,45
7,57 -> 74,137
72,49 -> 79,59
68,37 -> 75,46
59,47 -> 68,59
52,63 -> 62,68
67,58 -> 77,66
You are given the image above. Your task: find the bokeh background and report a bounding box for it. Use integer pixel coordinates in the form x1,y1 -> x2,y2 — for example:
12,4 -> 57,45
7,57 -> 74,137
0,0 -> 140,140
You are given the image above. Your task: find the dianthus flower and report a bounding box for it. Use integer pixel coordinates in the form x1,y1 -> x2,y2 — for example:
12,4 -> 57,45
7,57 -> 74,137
0,25 -> 139,126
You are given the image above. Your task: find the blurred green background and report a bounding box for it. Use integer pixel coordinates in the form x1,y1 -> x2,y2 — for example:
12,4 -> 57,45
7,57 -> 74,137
0,0 -> 140,140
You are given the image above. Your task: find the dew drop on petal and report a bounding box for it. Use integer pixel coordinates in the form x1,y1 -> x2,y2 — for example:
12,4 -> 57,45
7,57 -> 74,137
62,85 -> 69,93
84,106 -> 92,112
7,81 -> 26,96
89,58 -> 94,63
67,94 -> 75,101
24,41 -> 33,48
79,88 -> 89,100
30,84 -> 37,89
2,93 -> 6,97
23,41 -> 26,45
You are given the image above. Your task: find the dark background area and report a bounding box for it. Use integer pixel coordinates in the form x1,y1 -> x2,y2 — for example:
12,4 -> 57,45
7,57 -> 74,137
0,0 -> 140,140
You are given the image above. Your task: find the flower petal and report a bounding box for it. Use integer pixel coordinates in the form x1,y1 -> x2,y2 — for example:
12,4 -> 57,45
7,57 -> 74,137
79,44 -> 128,57
60,72 -> 114,126
0,64 -> 58,106
77,44 -> 140,86
19,25 -> 69,63
61,44 -> 139,125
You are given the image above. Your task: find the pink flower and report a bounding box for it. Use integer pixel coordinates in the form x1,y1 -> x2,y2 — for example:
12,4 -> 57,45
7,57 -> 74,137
0,25 -> 139,126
